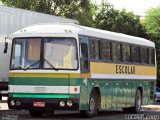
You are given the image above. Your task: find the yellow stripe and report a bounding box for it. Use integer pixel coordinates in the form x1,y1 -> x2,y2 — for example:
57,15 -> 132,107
9,73 -> 80,78
80,73 -> 91,78
9,62 -> 156,78
8,72 -> 90,79
90,62 -> 156,76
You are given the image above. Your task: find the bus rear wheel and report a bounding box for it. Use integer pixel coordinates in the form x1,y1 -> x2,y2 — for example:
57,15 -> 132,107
133,89 -> 142,113
80,91 -> 98,118
123,89 -> 142,113
29,109 -> 44,117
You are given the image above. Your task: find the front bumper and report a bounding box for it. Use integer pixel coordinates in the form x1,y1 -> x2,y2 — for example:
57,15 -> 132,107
8,97 -> 79,110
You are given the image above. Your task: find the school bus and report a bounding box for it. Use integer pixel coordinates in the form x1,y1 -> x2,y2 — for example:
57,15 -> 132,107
8,23 -> 156,117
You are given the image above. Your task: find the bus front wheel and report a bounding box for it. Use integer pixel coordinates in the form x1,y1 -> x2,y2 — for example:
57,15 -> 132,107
80,90 -> 98,118
29,109 -> 44,117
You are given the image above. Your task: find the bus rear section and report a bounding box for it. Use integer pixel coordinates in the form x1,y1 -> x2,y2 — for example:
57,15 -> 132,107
8,37 -> 80,116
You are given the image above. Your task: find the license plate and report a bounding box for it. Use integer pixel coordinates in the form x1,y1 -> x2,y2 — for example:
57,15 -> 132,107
33,102 -> 45,107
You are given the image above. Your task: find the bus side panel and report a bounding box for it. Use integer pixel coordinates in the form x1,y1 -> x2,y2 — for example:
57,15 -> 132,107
127,81 -> 136,107
141,80 -> 156,105
79,78 -> 156,111
100,80 -> 112,109
116,80 -> 126,108
69,76 -> 81,99
79,78 -> 91,110
100,80 -> 136,109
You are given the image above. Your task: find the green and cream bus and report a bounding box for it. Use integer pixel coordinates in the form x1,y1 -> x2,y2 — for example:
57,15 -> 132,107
8,23 -> 156,117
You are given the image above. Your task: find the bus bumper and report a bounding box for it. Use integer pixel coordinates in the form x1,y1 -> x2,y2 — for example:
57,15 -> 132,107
8,98 -> 79,110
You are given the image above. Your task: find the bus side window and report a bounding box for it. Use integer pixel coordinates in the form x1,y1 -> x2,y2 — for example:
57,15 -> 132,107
80,43 -> 88,58
151,49 -> 155,65
148,48 -> 155,65
80,43 -> 89,73
112,43 -> 122,62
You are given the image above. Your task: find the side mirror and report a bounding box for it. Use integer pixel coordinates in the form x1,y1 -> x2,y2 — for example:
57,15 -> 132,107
4,42 -> 8,53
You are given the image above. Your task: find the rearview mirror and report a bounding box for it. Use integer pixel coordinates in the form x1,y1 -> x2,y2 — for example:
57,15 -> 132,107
4,42 -> 8,53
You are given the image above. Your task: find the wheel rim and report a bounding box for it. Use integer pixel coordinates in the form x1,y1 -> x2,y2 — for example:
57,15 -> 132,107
89,98 -> 95,112
136,92 -> 141,110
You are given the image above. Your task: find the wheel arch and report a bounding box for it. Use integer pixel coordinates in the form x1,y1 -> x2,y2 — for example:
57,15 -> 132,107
137,86 -> 143,96
91,87 -> 101,110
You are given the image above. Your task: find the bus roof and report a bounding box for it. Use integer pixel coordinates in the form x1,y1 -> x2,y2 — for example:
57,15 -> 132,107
12,23 -> 155,47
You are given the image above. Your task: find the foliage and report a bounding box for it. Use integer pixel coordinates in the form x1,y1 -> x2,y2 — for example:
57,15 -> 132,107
144,7 -> 160,38
94,2 -> 147,38
144,7 -> 160,80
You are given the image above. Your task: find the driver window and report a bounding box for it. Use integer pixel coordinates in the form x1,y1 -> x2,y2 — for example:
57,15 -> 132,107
80,42 -> 89,73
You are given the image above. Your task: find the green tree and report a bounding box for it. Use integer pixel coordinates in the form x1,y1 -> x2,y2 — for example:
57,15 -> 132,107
94,2 -> 146,38
144,7 -> 160,80
144,7 -> 160,38
2,0 -> 95,27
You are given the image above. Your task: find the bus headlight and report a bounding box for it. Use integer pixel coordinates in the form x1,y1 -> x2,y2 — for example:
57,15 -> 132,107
10,100 -> 15,106
59,101 -> 65,107
67,101 -> 73,107
16,100 -> 21,106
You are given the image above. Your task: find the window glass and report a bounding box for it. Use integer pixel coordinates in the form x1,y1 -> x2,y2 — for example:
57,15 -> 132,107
80,43 -> 88,58
11,38 -> 41,69
100,40 -> 111,60
140,47 -> 148,64
131,46 -> 140,63
149,48 -> 155,65
43,38 -> 78,69
123,44 -> 131,62
151,49 -> 155,65
112,43 -> 121,62
80,43 -> 88,70
14,44 -> 21,66
80,60 -> 89,70
89,39 -> 99,59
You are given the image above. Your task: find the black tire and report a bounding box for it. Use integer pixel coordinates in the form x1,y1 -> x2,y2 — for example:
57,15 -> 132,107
29,109 -> 44,117
123,89 -> 142,113
133,90 -> 142,113
123,108 -> 132,113
80,90 -> 98,118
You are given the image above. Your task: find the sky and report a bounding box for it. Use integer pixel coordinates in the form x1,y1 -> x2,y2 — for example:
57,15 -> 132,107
95,0 -> 160,17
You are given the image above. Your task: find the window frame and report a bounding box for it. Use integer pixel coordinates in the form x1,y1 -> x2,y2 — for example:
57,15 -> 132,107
99,40 -> 111,61
10,37 -> 79,71
89,38 -> 100,60
111,42 -> 122,63
79,35 -> 90,73
10,37 -> 42,70
122,44 -> 131,63
131,45 -> 140,64
148,48 -> 155,65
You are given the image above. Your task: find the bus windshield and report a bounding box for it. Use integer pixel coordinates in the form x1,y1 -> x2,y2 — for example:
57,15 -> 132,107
10,38 -> 78,70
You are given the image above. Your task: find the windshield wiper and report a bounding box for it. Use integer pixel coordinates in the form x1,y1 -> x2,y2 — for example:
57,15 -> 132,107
24,58 -> 58,71
44,58 -> 58,71
24,60 -> 40,71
